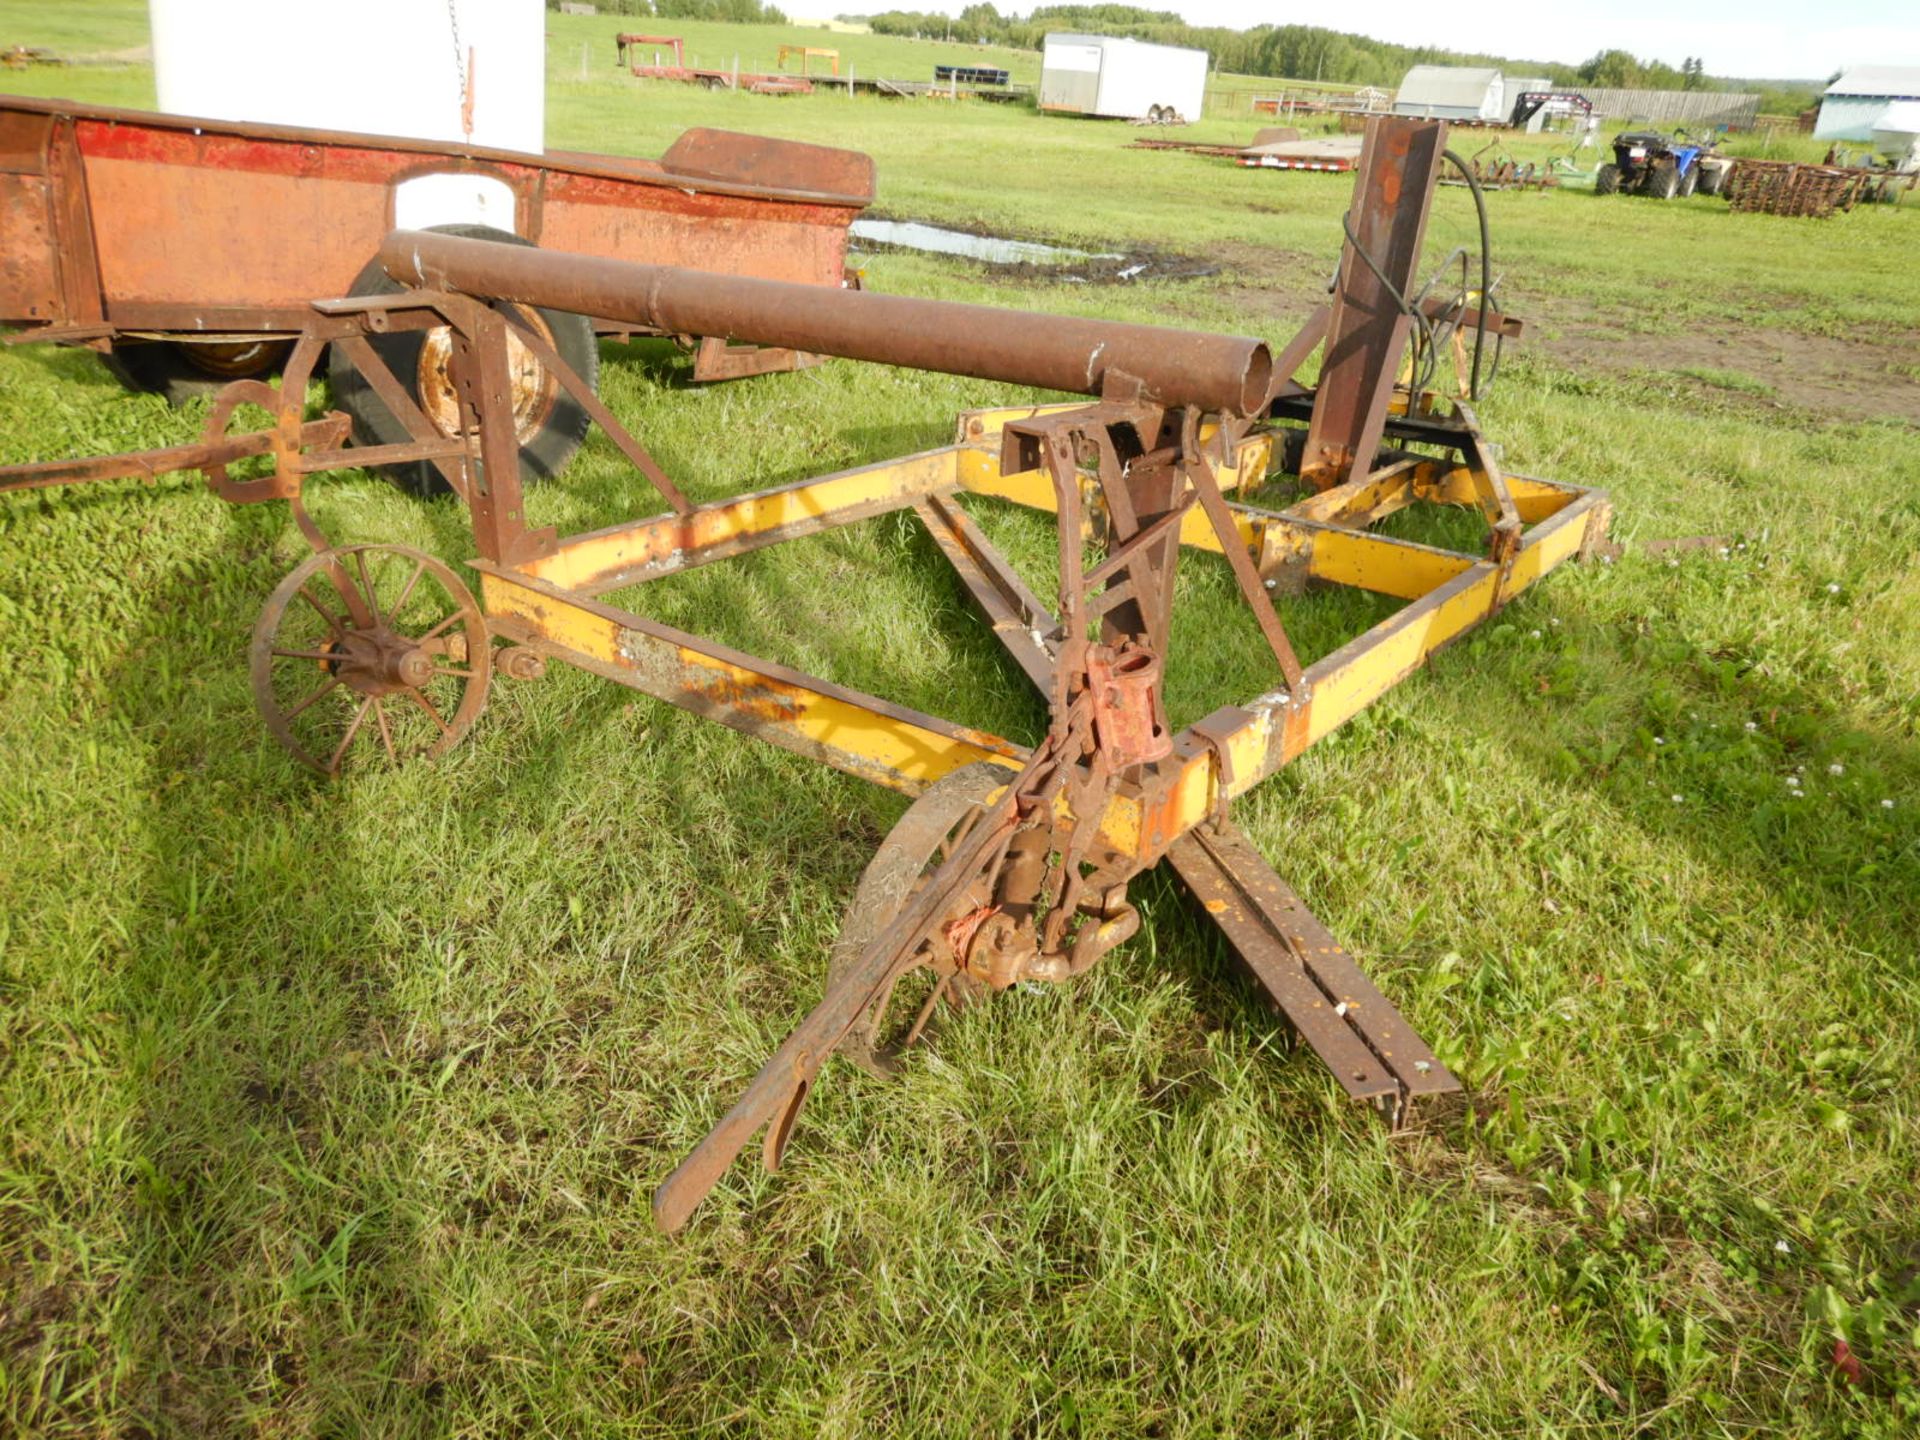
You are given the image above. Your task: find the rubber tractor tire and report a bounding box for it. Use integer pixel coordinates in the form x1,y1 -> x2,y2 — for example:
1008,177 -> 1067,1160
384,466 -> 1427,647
1594,162 -> 1621,195
101,337 -> 294,406
327,223 -> 597,499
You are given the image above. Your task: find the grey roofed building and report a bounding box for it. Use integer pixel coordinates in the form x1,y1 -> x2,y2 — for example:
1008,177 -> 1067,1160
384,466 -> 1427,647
1392,65 -> 1504,122
1815,65 -> 1920,140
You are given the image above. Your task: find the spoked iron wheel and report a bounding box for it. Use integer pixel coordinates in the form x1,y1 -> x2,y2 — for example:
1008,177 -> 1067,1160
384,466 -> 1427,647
826,762 -> 1017,1077
250,543 -> 491,776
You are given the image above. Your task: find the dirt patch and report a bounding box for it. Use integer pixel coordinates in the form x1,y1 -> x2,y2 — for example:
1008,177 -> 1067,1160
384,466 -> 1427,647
867,216 -> 1919,421
1194,238 -> 1920,424
1529,315 -> 1920,424
993,250 -> 1217,285
1207,238 -> 1330,291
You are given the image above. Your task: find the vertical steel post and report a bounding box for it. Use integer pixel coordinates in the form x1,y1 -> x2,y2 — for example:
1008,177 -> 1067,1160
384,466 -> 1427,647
1299,116 -> 1447,491
448,303 -> 540,568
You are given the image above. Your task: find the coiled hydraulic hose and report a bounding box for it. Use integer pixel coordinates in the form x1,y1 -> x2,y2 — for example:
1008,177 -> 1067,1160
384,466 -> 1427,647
1333,146 -> 1502,402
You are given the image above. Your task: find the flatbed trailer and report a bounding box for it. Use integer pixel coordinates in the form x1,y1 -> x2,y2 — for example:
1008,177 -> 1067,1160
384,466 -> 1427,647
1238,138 -> 1364,174
615,34 -> 813,95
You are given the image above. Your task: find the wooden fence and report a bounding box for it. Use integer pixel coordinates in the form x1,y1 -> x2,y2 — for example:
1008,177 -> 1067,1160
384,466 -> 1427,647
1563,88 -> 1761,130
1202,83 -> 1761,131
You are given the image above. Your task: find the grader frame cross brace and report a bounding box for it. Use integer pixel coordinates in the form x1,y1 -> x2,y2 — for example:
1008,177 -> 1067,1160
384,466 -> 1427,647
0,118 -> 1609,1230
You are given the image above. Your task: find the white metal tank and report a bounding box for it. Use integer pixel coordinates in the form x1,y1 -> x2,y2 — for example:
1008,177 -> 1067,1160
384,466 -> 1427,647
150,0 -> 545,155
1870,102 -> 1920,169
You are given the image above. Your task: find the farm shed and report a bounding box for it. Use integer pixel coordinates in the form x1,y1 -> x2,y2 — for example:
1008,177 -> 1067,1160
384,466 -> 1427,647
1815,66 -> 1920,140
1392,66 -> 1504,122
1039,33 -> 1208,122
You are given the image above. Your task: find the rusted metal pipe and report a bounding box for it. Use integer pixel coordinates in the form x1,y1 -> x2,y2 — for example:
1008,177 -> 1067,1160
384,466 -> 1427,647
380,230 -> 1274,415
0,414 -> 349,495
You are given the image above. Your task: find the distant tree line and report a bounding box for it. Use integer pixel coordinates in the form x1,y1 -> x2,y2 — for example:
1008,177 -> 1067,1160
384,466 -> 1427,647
848,7 -> 1580,84
840,5 -> 1819,110
549,0 -> 790,21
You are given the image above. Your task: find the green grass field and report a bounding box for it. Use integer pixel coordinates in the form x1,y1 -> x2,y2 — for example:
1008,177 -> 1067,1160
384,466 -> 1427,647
3,3 -> 1919,1436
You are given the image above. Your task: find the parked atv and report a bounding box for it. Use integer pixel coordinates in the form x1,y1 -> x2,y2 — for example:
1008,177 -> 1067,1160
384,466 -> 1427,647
1595,129 -> 1728,198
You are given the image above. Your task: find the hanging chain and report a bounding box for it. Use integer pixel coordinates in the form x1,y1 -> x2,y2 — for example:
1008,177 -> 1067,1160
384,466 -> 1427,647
444,0 -> 471,137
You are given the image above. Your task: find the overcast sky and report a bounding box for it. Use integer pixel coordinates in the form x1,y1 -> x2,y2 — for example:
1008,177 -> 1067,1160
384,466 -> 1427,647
924,1 -> 1919,80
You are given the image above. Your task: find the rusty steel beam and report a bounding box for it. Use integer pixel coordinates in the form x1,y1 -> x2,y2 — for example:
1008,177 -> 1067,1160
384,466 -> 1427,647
381,230 -> 1274,415
1167,824 -> 1459,1117
1300,116 -> 1448,490
0,414 -> 349,495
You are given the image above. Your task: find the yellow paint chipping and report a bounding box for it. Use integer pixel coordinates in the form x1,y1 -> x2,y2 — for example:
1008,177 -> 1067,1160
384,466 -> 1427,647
480,570 -> 1021,793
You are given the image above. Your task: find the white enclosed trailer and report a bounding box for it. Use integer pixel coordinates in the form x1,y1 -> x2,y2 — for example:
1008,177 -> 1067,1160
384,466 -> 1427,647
1039,33 -> 1208,124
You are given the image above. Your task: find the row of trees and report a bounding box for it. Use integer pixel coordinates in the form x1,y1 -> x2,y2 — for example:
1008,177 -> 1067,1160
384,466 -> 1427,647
854,8 -> 1543,85
1576,49 -> 1708,91
548,0 -> 790,21
851,6 -> 1778,99
559,0 -> 1819,111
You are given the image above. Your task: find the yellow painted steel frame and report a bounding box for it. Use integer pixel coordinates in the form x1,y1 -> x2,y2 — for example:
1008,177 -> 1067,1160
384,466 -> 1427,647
474,400 -> 1609,862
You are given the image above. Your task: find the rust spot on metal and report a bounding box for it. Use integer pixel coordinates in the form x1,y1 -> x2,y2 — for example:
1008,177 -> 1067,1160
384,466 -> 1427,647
691,670 -> 806,725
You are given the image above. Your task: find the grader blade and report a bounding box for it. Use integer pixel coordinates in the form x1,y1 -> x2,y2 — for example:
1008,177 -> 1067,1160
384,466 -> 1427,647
654,755 -> 1033,1232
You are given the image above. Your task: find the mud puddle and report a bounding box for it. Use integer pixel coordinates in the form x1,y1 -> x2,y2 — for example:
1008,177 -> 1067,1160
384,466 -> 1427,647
849,217 -> 1213,284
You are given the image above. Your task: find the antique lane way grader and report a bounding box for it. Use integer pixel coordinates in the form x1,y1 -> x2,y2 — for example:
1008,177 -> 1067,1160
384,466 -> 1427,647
0,119 -> 1609,1229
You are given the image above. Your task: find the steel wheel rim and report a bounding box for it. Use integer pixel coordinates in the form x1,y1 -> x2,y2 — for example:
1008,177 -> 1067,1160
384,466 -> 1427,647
250,543 -> 491,776
414,303 -> 558,445
179,338 -> 296,379
827,763 -> 1013,1075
